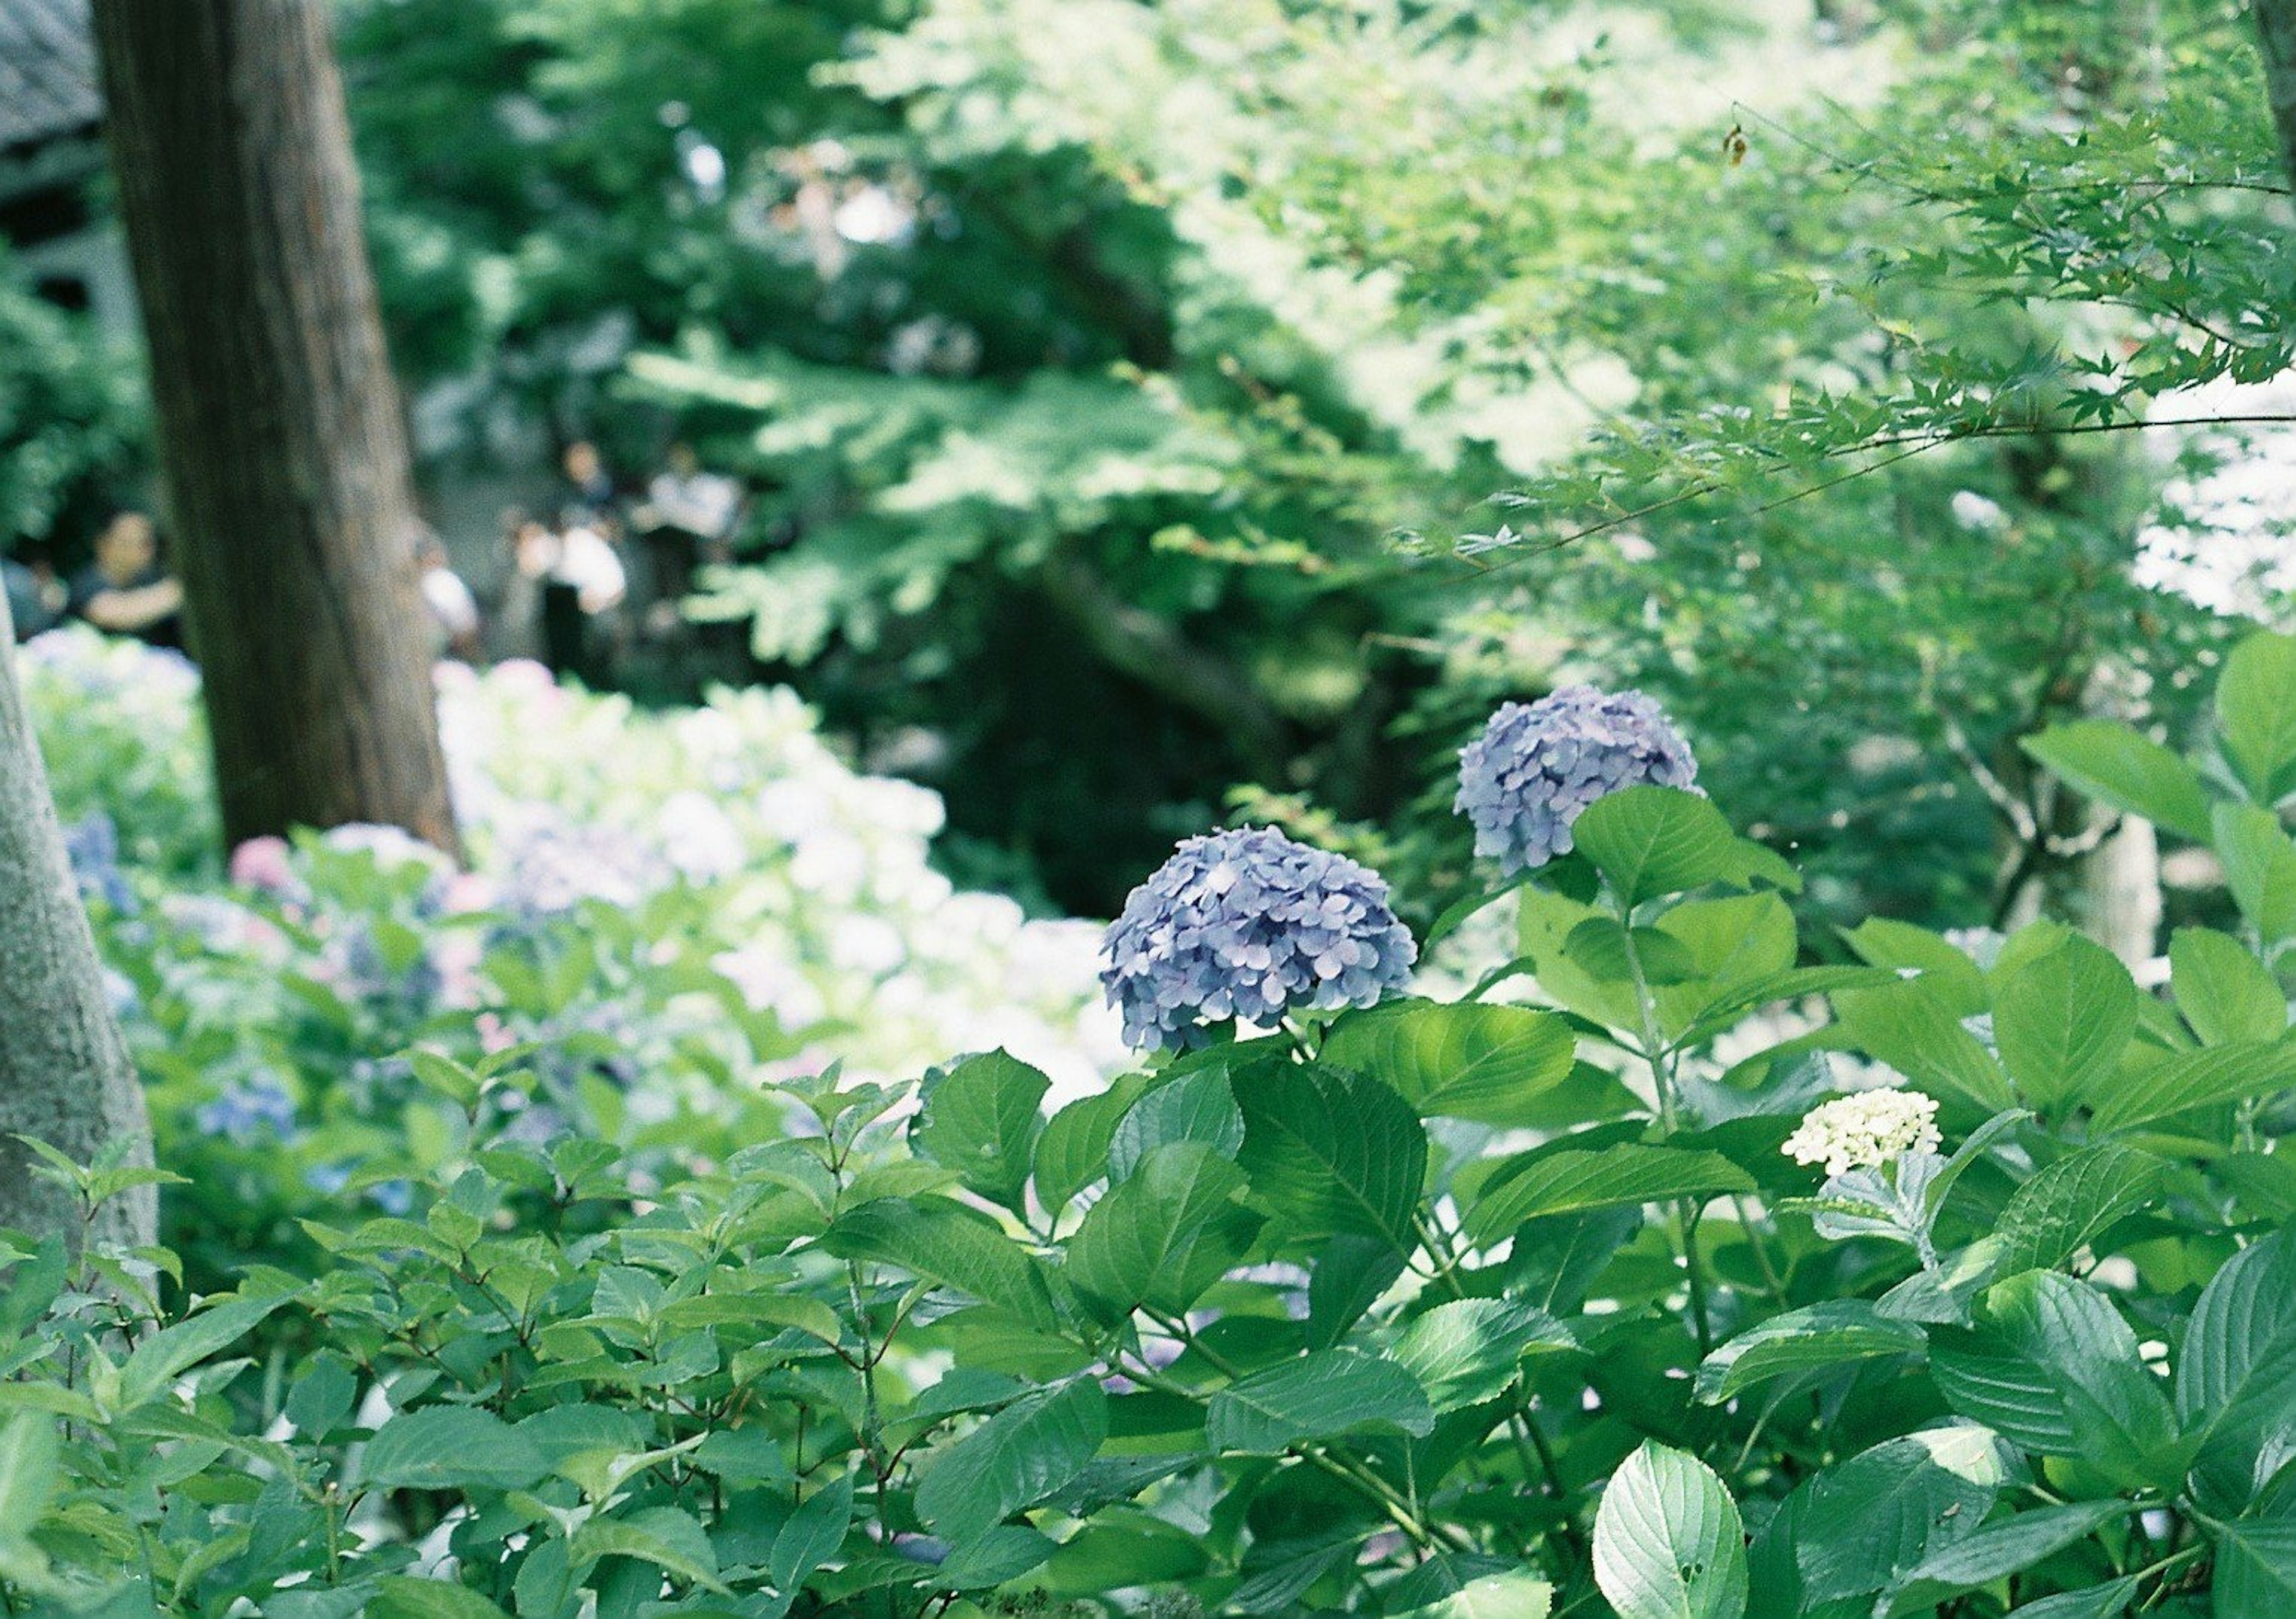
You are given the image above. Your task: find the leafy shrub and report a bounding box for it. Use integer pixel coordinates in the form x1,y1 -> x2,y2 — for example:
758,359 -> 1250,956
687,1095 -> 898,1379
9,633 -> 2296,1618
20,630 -> 1120,1285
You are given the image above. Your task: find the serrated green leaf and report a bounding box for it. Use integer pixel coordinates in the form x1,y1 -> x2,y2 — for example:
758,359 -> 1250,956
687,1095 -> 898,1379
1693,1302 -> 1926,1405
2022,720 -> 2213,842
1592,1440 -> 1748,1619
1323,998 -> 1578,1126
1205,1348 -> 1434,1452
911,1049 -> 1050,1212
915,1380 -> 1106,1542
1466,1145 -> 1753,1244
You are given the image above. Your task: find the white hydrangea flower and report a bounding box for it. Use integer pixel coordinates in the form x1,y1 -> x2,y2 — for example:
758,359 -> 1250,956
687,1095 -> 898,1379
1782,1088 -> 1943,1178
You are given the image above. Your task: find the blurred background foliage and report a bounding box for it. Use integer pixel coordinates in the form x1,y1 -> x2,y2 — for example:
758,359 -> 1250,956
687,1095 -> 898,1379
6,0 -> 2289,940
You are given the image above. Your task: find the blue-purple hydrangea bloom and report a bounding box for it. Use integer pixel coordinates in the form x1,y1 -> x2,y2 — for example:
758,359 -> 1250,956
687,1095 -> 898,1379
196,1077 -> 297,1144
1455,685 -> 1697,873
1100,826 -> 1416,1051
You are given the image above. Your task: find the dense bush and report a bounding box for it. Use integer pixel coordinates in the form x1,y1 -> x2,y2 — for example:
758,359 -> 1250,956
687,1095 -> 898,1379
19,629 -> 1118,1285
7,631 -> 2296,1618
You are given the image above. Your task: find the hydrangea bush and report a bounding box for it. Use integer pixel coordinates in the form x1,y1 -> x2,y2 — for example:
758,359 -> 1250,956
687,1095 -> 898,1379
20,629 -> 1122,1280
9,634 -> 2296,1619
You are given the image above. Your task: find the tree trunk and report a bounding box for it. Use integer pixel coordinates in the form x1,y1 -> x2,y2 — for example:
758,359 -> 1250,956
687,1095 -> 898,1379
2256,1 -> 2296,188
91,0 -> 459,859
0,592 -> 157,1254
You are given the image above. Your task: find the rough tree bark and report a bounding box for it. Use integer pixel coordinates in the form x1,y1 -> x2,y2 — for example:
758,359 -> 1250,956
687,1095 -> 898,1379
0,593 -> 157,1253
91,0 -> 459,857
2256,1 -> 2296,187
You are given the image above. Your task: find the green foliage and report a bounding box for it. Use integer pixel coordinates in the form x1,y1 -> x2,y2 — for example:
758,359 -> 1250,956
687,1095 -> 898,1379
0,246 -> 146,552
9,630 -> 2296,1615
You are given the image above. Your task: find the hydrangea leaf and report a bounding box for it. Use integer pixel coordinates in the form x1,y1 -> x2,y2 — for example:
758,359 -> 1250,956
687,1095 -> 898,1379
1321,998 -> 1577,1126
1990,937 -> 2138,1114
1204,1347 -> 1434,1452
1391,1298 -> 1577,1412
1572,786 -> 1798,910
1694,1302 -> 1926,1406
2020,719 -> 2213,843
1989,1145 -> 2163,1276
1465,1144 -> 1754,1245
2216,631 -> 2296,806
2087,1040 -> 2296,1135
2169,928 -> 2288,1046
1592,1439 -> 1748,1619
915,1380 -> 1107,1544
1232,1060 -> 1428,1247
1929,1272 -> 2185,1489
910,1049 -> 1051,1213
1065,1143 -> 1264,1321
2178,1229 -> 2296,1514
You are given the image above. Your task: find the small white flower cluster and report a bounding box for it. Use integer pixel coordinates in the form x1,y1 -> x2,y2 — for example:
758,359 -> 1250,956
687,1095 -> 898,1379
1782,1088 -> 1942,1178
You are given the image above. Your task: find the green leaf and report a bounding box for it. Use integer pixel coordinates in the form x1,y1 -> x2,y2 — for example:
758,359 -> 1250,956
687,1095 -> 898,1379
2087,1040 -> 2296,1135
1693,1302 -> 1926,1406
120,1290 -> 295,1409
1989,1145 -> 2162,1276
1840,920 -> 1987,1015
915,1380 -> 1107,1543
1465,1145 -> 1754,1245
1990,937 -> 2137,1113
937,1525 -> 1057,1589
368,1580 -> 514,1619
1204,1348 -> 1436,1452
1888,1501 -> 2129,1612
1573,786 -> 1797,909
361,1406 -> 552,1493
1793,1427 -> 2005,1605
571,1507 -> 728,1592
2217,630 -> 2296,804
2004,1576 -> 2138,1618
2020,720 -> 2213,842
1391,1299 -> 1577,1412
1106,1068 -> 1244,1181
1929,1272 -> 2182,1487
1233,1061 -> 1428,1247
1591,1439 -> 1748,1619
1391,1571 -> 1555,1619
1322,998 -> 1578,1126
1032,1076 -> 1146,1212
2178,1230 -> 2296,1513
823,1197 -> 1057,1329
2171,928 -> 2288,1046
911,1050 -> 1049,1213
770,1473 -> 854,1593
1065,1143 -> 1263,1319
1306,1233 -> 1410,1349
0,1415 -> 59,1540
2212,1517 -> 2296,1619
1830,979 -> 2016,1114
2215,802 -> 2296,947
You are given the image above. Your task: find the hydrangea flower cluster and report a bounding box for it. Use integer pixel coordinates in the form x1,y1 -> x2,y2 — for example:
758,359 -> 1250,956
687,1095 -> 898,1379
1100,826 -> 1416,1050
1455,685 -> 1697,873
194,1076 -> 297,1145
63,811 -> 136,915
1782,1088 -> 1943,1178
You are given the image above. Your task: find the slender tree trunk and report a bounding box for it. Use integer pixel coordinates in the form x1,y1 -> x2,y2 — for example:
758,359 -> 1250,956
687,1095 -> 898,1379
91,0 -> 459,858
0,593 -> 157,1254
2256,1 -> 2296,187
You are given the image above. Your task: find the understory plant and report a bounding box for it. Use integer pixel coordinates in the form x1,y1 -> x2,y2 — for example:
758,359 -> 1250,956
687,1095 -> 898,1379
8,633 -> 2296,1618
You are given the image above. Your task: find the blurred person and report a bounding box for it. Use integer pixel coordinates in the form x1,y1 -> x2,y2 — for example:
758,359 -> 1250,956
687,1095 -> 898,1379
417,536 -> 483,661
4,554 -> 63,641
507,509 -> 625,683
632,441 -> 743,631
561,439 -> 617,521
69,511 -> 184,647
